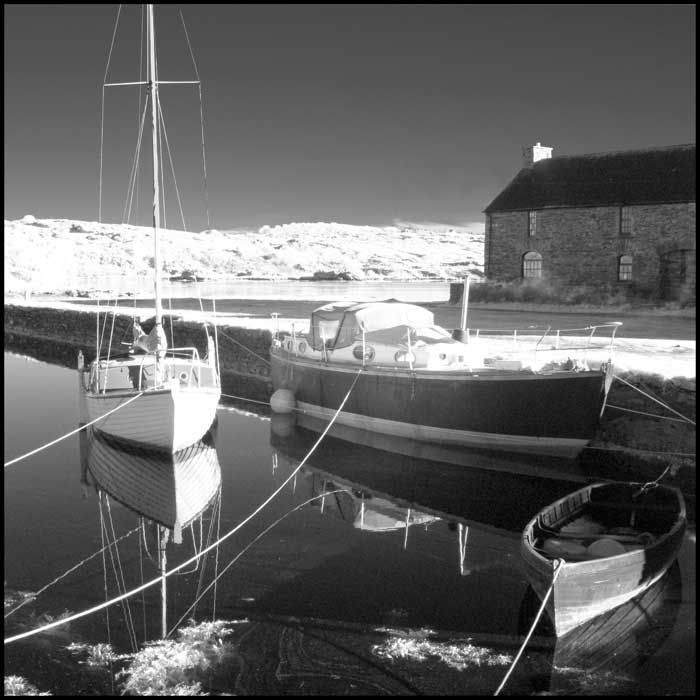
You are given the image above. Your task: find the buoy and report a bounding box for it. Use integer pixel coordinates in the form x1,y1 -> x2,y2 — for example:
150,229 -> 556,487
270,388 -> 296,414
542,538 -> 587,559
586,538 -> 626,558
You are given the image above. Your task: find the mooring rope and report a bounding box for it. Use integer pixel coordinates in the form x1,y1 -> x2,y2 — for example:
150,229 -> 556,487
4,369 -> 363,645
606,404 -> 691,423
219,393 -> 271,407
3,524 -> 141,620
494,559 -> 564,696
585,444 -> 695,458
4,392 -> 144,468
612,374 -> 695,426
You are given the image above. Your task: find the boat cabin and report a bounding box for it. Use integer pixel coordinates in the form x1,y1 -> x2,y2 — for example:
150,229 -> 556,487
281,300 -> 478,370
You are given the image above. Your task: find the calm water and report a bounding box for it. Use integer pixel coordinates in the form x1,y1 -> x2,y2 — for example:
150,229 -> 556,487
3,352 -> 696,695
66,278 -> 457,302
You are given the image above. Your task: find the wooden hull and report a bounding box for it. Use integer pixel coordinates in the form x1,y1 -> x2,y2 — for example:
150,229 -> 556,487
85,428 -> 221,533
518,562 -> 682,693
85,386 -> 220,453
270,350 -> 607,457
521,482 -> 686,637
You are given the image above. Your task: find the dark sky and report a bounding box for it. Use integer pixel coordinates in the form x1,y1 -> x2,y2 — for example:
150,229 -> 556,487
4,4 -> 696,231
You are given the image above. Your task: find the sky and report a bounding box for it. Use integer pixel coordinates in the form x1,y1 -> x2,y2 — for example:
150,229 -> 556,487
4,4 -> 696,231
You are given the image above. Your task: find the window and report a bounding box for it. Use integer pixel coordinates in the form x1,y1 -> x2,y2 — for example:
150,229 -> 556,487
620,206 -> 632,237
618,255 -> 633,281
523,251 -> 542,278
528,211 -> 538,237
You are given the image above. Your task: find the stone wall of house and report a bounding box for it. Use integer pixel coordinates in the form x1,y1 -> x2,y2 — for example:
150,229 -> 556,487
484,202 -> 696,297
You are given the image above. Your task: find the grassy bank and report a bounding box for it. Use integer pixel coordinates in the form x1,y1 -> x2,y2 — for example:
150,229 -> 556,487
462,278 -> 696,312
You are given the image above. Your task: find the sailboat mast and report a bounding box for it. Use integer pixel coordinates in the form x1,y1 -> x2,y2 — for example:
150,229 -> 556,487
147,3 -> 163,326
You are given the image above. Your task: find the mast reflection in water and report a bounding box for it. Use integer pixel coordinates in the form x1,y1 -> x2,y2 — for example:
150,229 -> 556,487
269,413 -> 686,694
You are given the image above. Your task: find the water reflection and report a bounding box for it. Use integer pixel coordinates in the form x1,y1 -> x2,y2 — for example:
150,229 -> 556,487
270,413 -> 583,535
269,415 -> 686,689
4,352 -> 693,694
81,424 -> 221,543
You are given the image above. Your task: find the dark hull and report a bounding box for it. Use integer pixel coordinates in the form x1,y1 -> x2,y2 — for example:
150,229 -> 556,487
270,350 -> 607,457
521,482 -> 686,636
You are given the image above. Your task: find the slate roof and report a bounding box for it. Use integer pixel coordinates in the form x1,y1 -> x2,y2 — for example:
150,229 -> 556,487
484,144 -> 696,213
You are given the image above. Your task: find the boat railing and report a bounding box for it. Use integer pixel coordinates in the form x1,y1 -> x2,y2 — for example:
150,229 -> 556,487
91,346 -> 213,393
466,322 -> 623,364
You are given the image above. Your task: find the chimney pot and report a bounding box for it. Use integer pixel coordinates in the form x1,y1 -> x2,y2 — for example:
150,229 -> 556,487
523,143 -> 553,167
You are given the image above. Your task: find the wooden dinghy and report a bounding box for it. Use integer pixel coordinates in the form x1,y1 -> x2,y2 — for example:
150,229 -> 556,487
520,481 -> 686,637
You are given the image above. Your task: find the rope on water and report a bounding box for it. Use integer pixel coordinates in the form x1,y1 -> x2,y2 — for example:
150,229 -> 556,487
3,524 -> 141,620
4,392 -> 144,468
494,559 -> 564,696
612,374 -> 695,426
4,368 -> 363,645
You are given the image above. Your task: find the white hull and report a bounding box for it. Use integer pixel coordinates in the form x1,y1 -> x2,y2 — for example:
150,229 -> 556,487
85,386 -> 220,453
296,401 -> 587,458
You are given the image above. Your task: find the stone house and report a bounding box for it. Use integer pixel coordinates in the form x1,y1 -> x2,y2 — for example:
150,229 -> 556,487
483,143 -> 696,300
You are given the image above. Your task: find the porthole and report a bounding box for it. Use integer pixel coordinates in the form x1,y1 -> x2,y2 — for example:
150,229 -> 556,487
353,345 -> 375,362
394,351 -> 416,364
298,341 -> 307,354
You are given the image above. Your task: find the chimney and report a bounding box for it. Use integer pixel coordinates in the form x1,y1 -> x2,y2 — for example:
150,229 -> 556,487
522,142 -> 553,167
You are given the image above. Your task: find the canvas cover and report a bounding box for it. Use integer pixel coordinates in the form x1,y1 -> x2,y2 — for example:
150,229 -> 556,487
309,300 -> 435,350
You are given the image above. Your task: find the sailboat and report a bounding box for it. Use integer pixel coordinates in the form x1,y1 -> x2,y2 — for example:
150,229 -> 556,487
80,4 -> 220,452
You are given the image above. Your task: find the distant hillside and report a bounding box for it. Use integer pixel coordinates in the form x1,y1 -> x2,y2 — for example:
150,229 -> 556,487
4,216 -> 484,295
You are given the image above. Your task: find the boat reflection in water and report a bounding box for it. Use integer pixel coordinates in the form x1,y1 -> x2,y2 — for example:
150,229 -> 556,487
519,561 -> 682,694
81,424 -> 222,544
79,421 -> 222,638
270,413 -> 684,690
270,412 -> 585,537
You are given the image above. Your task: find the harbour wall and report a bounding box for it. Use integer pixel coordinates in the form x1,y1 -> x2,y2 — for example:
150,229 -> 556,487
4,304 -> 273,403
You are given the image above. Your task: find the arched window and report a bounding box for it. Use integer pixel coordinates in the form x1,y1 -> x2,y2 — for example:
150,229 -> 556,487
522,251 -> 542,278
618,255 -> 633,281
